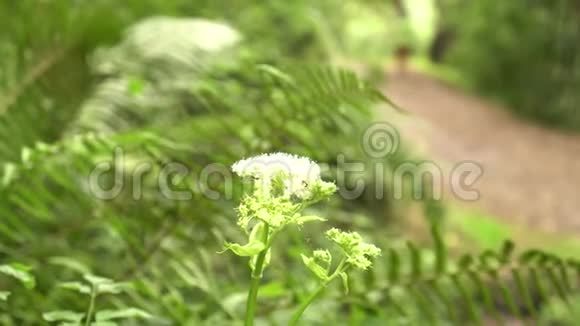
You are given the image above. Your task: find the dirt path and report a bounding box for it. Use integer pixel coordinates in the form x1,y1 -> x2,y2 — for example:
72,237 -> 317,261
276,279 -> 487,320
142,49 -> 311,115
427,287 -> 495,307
381,71 -> 580,235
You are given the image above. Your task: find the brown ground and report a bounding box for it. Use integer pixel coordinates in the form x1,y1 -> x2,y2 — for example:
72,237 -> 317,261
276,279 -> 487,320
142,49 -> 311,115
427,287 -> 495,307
380,71 -> 580,235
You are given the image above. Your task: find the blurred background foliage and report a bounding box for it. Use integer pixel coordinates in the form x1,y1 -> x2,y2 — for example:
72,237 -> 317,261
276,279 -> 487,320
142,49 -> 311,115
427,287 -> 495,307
438,0 -> 580,130
0,0 -> 579,325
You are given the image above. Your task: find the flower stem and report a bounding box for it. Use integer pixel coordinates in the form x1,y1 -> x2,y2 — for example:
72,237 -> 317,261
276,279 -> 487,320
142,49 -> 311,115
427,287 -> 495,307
84,286 -> 97,326
289,258 -> 348,325
288,285 -> 325,326
244,224 -> 269,326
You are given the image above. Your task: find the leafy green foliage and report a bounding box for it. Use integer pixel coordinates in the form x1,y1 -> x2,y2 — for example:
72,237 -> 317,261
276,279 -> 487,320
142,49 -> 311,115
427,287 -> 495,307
1,1 -> 578,324
442,0 -> 580,129
0,11 -> 389,322
44,274 -> 151,325
0,263 -> 35,303
352,228 -> 580,325
0,263 -> 35,290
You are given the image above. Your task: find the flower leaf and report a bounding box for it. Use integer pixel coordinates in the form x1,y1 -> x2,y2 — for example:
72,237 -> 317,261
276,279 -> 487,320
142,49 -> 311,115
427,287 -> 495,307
294,215 -> 326,225
301,254 -> 329,281
221,241 -> 266,257
249,222 -> 267,243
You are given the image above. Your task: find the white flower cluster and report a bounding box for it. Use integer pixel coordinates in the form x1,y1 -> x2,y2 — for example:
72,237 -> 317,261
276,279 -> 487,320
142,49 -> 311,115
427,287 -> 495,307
232,152 -> 323,199
326,228 -> 381,270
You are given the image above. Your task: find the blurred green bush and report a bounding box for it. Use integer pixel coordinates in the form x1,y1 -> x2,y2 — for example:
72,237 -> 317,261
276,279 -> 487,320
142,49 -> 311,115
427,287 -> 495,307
441,0 -> 580,130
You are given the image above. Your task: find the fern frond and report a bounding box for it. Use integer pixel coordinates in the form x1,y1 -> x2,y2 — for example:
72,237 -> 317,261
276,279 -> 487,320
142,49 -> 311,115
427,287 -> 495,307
0,59 -> 389,269
365,229 -> 580,324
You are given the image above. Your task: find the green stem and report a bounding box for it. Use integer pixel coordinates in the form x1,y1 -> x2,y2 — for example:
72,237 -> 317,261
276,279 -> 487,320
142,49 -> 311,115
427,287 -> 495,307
288,285 -> 326,326
244,224 -> 269,326
84,286 -> 97,326
289,259 -> 348,325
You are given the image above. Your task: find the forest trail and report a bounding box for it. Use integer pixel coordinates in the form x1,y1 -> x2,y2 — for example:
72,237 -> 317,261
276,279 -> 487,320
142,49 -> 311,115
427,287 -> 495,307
380,71 -> 580,235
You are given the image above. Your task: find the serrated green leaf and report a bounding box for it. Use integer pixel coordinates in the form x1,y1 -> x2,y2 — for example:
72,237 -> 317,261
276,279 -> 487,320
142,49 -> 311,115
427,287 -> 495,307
0,263 -> 35,289
96,308 -> 152,321
42,310 -> 84,322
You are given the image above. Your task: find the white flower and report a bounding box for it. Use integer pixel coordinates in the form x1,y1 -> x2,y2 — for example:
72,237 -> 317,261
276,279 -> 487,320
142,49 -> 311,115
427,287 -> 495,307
232,152 -> 322,199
